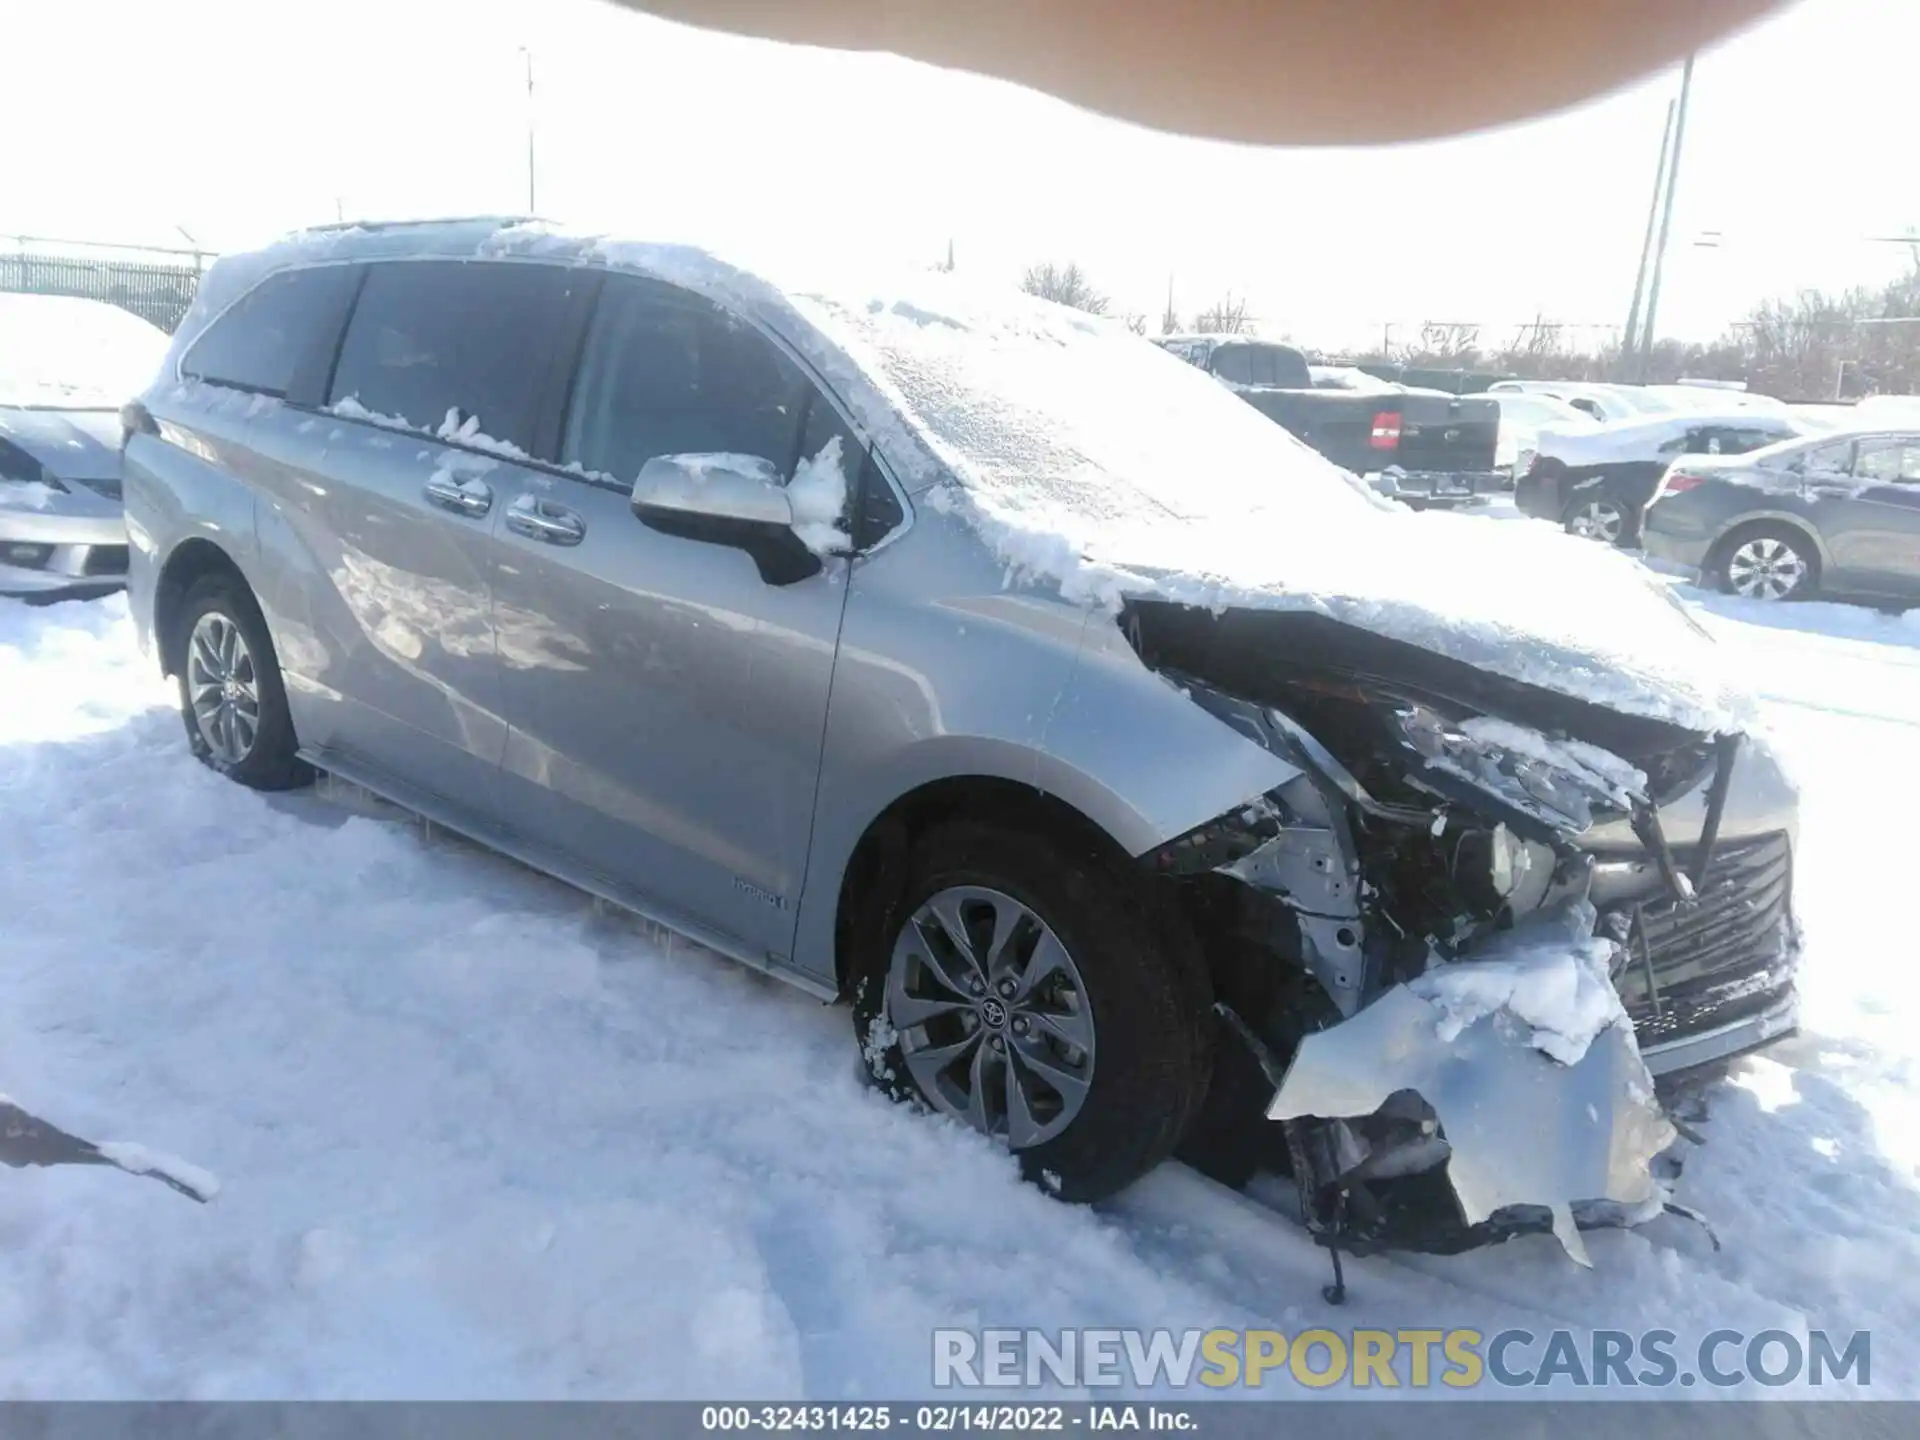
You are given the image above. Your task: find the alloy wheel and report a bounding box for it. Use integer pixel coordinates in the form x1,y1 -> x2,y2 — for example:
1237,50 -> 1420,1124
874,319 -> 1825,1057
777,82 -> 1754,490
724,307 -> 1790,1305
1567,498 -> 1625,544
1726,536 -> 1809,600
886,885 -> 1096,1149
186,611 -> 262,765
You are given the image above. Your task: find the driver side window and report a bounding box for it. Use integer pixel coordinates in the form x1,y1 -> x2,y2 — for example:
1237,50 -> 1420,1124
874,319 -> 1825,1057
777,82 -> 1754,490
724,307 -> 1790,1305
562,278 -> 810,486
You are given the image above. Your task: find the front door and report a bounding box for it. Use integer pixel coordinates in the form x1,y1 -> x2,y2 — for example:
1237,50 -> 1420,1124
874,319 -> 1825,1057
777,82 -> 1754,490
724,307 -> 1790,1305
488,275 -> 855,963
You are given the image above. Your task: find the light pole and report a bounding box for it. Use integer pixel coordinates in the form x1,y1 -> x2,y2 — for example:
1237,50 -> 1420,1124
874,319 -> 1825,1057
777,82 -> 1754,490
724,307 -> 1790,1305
1637,53 -> 1695,380
519,47 -> 537,215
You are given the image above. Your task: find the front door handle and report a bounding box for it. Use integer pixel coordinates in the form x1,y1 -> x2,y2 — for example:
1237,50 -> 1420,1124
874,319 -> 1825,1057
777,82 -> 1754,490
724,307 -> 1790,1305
424,474 -> 493,517
506,495 -> 586,546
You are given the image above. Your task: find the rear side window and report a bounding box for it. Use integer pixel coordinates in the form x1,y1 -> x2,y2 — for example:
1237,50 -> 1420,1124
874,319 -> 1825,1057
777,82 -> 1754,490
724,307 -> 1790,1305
182,266 -> 362,398
562,277 -> 809,483
327,261 -> 574,451
1855,437 -> 1920,483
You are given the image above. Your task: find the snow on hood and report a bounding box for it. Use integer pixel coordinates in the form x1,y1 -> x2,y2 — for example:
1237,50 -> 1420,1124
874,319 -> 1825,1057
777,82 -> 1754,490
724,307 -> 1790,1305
0,293 -> 169,411
208,221 -> 1752,735
1537,411 -> 1801,468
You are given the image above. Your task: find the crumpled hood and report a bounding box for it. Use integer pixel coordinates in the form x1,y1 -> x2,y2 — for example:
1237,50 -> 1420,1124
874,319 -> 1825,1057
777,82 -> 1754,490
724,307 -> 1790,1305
0,408 -> 124,482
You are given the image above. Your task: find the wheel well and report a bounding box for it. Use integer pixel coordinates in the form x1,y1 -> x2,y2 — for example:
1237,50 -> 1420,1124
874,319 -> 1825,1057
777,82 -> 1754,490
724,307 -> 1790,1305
154,539 -> 249,677
832,777 -> 1137,995
1706,517 -> 1824,582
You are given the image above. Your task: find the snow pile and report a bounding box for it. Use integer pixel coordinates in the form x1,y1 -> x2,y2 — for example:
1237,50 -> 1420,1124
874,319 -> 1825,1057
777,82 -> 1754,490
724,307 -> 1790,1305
1412,904 -> 1630,1066
788,435 -> 851,556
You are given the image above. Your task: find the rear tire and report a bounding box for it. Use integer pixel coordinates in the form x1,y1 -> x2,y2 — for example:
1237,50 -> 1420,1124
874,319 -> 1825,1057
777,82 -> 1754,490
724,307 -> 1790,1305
1712,523 -> 1818,601
172,574 -> 314,790
1563,490 -> 1632,546
850,820 -> 1212,1202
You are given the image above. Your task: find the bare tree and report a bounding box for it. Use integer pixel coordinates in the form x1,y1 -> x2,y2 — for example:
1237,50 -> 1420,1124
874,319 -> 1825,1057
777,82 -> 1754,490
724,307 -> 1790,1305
1122,312 -> 1149,335
1020,260 -> 1109,315
1192,292 -> 1252,334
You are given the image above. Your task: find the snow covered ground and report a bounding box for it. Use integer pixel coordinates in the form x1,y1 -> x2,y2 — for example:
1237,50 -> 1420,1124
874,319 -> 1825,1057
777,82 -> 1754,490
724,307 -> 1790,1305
0,582 -> 1915,1400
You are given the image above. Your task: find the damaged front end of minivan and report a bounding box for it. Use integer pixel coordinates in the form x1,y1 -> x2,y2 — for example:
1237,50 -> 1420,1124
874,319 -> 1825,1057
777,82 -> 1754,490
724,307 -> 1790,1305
1124,601 -> 1788,1280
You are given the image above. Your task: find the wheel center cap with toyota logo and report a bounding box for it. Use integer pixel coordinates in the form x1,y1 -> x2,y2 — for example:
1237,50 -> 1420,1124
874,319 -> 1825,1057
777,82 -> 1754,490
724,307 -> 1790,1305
979,997 -> 1010,1030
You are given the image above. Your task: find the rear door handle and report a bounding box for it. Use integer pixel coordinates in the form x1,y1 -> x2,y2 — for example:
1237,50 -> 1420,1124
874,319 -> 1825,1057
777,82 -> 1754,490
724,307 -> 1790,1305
424,475 -> 493,517
506,495 -> 586,546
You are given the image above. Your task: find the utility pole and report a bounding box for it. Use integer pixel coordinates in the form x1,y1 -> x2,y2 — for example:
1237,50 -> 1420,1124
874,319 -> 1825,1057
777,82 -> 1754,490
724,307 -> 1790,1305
520,47 -> 537,214
1638,54 -> 1695,380
1621,99 -> 1675,379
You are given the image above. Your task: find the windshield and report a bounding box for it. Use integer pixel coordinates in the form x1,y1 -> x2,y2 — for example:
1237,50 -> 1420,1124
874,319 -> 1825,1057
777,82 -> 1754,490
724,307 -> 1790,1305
0,293 -> 170,410
793,277 -> 1378,528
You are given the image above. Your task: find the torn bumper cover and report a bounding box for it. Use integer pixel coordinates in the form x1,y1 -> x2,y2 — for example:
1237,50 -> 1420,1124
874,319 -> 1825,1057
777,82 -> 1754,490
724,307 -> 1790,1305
1268,906 -> 1678,1266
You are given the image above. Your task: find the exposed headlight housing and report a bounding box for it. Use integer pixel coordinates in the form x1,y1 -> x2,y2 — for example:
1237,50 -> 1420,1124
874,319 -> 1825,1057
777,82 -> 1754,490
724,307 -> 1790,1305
1392,702 -> 1646,840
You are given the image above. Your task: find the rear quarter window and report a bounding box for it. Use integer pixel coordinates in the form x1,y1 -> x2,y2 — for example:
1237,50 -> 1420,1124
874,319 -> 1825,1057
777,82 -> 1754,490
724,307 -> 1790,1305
181,265 -> 363,399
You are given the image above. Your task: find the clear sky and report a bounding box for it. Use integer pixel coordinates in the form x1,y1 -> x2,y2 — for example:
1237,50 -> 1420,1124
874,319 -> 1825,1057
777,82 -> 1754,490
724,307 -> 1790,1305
6,0 -> 1915,350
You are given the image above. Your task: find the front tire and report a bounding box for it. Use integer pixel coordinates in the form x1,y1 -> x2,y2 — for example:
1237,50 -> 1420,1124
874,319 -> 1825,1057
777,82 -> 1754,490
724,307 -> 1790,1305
173,574 -> 313,790
1713,523 -> 1818,601
851,820 -> 1212,1202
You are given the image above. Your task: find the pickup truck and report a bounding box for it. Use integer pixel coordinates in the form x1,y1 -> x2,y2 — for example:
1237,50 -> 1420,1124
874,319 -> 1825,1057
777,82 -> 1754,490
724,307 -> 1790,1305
1154,335 -> 1502,508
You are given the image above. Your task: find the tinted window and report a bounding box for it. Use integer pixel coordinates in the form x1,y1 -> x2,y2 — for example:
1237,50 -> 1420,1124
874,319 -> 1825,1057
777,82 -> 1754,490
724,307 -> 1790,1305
182,266 -> 362,398
562,278 -> 808,483
327,261 -> 573,450
1210,343 -> 1310,389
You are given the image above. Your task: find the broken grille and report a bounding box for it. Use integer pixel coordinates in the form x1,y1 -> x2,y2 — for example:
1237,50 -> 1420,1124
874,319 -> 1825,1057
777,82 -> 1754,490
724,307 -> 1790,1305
1615,830 -> 1795,1046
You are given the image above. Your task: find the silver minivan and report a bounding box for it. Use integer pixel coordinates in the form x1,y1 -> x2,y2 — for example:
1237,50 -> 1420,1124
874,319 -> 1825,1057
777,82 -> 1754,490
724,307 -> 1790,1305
124,219 -> 1800,1264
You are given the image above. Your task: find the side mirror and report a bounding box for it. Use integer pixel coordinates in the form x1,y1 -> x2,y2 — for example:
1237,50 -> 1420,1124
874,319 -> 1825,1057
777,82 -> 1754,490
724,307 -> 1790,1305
630,453 -> 823,586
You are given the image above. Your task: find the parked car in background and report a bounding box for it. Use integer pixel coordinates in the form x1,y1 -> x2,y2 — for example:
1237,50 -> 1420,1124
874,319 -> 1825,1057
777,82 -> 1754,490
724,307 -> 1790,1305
1483,390 -> 1598,483
123,218 -> 1800,1259
1643,428 -> 1920,603
1,293 -> 168,599
1158,336 -> 1501,508
1487,380 -> 1673,424
1516,410 -> 1804,546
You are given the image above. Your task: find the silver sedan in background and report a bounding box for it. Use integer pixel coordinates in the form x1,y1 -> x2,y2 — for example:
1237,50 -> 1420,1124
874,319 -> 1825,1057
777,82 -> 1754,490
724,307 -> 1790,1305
1,293 -> 168,600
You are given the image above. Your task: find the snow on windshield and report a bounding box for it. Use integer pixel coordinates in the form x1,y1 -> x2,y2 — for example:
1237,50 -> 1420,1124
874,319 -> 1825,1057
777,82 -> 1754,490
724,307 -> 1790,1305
0,293 -> 170,410
790,276 -> 1377,531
